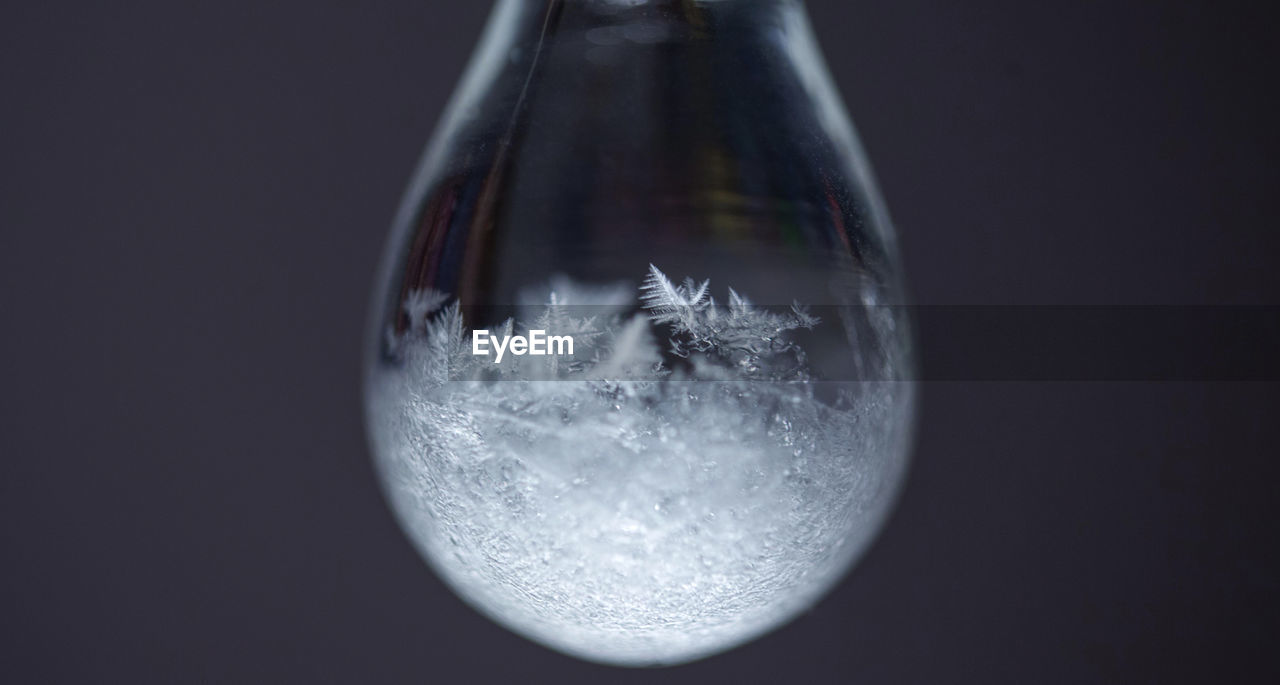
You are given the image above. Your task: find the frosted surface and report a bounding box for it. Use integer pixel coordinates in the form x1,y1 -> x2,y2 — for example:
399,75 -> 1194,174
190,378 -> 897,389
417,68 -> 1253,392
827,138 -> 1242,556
366,267 -> 912,665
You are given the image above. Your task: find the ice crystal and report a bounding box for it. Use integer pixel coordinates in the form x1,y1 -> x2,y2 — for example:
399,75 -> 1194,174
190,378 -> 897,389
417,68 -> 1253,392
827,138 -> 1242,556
367,266 -> 913,665
397,265 -> 821,384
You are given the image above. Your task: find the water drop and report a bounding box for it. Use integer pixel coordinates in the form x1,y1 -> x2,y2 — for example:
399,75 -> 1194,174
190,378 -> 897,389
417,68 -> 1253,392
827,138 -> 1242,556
364,0 -> 914,667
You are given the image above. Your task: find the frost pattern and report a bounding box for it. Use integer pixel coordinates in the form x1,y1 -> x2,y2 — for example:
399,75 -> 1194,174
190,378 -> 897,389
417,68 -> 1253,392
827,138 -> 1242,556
366,266 -> 912,665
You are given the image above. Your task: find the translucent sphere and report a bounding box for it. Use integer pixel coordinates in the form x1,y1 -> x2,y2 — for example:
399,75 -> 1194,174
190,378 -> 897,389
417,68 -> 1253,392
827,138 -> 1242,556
364,0 -> 914,666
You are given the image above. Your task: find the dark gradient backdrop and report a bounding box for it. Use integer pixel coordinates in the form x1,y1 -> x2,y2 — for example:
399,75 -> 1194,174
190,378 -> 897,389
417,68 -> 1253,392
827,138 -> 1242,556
2,1 -> 1278,682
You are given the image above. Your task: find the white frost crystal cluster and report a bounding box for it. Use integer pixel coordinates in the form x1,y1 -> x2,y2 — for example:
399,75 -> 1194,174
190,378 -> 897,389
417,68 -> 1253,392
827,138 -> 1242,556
366,266 -> 911,665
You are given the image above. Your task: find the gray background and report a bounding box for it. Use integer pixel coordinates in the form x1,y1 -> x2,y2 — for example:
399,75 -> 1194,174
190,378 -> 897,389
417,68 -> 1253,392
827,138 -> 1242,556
2,0 -> 1277,681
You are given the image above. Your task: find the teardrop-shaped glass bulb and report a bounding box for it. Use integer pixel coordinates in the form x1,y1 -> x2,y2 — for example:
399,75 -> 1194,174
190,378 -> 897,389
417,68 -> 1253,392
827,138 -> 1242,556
364,0 -> 914,666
